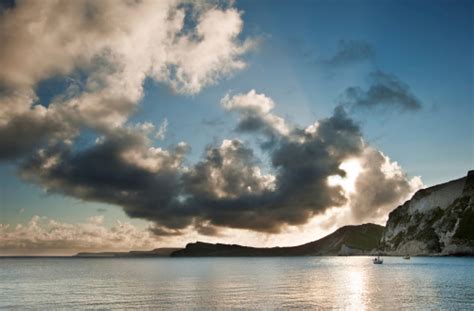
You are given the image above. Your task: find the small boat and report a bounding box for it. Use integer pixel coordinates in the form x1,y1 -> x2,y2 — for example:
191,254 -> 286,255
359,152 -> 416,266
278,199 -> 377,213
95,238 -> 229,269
373,254 -> 383,264
403,254 -> 410,260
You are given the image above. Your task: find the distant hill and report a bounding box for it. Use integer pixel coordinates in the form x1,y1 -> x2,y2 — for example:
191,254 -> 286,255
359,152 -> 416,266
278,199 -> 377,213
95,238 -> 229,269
74,248 -> 181,258
382,170 -> 474,255
171,223 -> 384,257
292,223 -> 385,256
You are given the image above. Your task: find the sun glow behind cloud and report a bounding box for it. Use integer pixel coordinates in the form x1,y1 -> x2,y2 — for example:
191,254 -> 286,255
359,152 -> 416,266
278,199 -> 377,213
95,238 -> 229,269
327,159 -> 363,194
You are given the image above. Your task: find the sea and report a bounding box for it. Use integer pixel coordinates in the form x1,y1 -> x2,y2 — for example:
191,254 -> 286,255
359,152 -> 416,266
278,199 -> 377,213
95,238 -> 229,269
1,256 -> 473,309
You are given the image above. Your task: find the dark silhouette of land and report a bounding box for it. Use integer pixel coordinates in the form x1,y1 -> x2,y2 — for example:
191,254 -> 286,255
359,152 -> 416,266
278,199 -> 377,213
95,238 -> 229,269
172,223 -> 384,257
74,248 -> 180,258
74,223 -> 384,257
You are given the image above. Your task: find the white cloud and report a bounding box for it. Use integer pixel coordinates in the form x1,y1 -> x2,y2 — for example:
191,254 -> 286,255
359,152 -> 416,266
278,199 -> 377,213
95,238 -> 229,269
349,147 -> 423,223
0,215 -> 160,256
222,90 -> 291,136
155,118 -> 168,140
184,139 -> 276,200
222,89 -> 276,114
0,0 -> 253,158
157,8 -> 255,94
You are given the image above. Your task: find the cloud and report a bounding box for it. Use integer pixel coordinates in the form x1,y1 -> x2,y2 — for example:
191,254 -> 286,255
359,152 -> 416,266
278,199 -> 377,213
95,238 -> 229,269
222,89 -> 291,137
182,101 -> 366,234
309,149 -> 423,231
155,118 -> 168,140
324,39 -> 375,67
0,89 -> 76,159
183,139 -> 276,200
19,91 -> 372,234
0,0 -> 251,93
323,40 -> 422,114
160,6 -> 255,94
0,215 -> 159,256
14,88 -> 422,236
341,70 -> 422,112
0,0 -> 14,12
349,147 -> 423,222
0,0 -> 253,159
20,125 -> 192,231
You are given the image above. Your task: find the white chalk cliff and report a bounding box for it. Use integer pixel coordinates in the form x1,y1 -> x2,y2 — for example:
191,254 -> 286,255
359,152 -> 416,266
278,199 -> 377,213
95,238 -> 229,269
382,170 -> 474,255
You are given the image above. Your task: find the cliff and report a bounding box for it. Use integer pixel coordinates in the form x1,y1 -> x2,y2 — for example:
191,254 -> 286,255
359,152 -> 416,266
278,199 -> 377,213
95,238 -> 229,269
381,170 -> 474,255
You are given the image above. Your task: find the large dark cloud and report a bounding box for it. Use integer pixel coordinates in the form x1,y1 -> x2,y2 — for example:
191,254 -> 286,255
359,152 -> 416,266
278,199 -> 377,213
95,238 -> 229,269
20,126 -> 193,231
19,103 -> 366,235
181,106 -> 364,233
0,113 -> 62,159
341,70 -> 422,112
0,89 -> 76,159
16,86 -> 422,236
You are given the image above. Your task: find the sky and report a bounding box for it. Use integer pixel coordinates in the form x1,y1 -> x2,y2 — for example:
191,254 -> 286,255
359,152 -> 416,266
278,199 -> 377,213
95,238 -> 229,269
0,0 -> 472,255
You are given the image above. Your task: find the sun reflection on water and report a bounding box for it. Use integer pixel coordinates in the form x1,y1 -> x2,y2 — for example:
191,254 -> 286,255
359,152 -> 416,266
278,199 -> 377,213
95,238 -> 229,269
348,269 -> 366,310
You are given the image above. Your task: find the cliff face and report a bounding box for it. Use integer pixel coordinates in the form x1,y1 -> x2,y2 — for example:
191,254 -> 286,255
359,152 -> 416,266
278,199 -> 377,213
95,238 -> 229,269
382,171 -> 474,255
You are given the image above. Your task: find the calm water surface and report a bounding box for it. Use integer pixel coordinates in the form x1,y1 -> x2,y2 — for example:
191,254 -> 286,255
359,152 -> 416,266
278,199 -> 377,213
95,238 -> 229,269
1,257 -> 473,309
